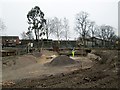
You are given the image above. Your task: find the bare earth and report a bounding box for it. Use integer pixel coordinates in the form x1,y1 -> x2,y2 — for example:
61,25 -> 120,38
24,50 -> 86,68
2,50 -> 119,88
2,50 -> 93,81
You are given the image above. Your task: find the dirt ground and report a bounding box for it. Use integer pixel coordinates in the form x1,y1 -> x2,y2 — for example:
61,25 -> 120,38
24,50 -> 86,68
2,49 -> 119,88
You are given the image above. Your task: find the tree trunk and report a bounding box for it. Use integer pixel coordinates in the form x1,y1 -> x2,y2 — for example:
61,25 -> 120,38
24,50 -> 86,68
83,35 -> 86,48
35,30 -> 38,41
47,35 -> 48,41
92,32 -> 94,48
46,29 -> 49,41
92,38 -> 93,48
40,38 -> 44,52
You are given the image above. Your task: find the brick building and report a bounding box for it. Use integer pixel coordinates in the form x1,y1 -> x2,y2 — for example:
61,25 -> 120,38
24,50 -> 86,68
0,36 -> 19,47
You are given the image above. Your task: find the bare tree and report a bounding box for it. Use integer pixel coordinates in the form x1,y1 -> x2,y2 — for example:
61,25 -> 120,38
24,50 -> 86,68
21,31 -> 28,40
89,21 -> 98,47
26,30 -> 34,39
51,17 -> 63,41
105,26 -> 117,47
63,17 -> 70,40
0,19 -> 6,35
97,25 -> 116,47
105,26 -> 116,41
89,21 -> 96,37
75,11 -> 91,47
45,18 -> 54,40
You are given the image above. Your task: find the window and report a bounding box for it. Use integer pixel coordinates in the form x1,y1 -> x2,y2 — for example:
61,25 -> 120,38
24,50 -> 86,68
14,40 -> 16,42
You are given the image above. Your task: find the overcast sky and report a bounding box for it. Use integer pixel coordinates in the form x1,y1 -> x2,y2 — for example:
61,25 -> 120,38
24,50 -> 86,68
0,0 -> 119,40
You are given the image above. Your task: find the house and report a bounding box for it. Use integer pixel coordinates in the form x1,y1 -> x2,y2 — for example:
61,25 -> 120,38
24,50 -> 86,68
77,37 -> 106,47
0,36 -> 19,47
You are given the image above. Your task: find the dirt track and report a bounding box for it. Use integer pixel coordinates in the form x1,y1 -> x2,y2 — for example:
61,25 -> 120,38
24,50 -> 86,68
2,50 -> 119,88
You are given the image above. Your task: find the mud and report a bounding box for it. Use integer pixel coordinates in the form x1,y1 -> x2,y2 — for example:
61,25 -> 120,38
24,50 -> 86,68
2,50 -> 119,88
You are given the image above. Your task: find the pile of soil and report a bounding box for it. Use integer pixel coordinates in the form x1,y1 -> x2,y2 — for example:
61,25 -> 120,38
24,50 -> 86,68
32,52 -> 42,57
87,53 -> 101,61
46,55 -> 77,66
92,50 -> 118,65
3,55 -> 37,70
14,55 -> 37,69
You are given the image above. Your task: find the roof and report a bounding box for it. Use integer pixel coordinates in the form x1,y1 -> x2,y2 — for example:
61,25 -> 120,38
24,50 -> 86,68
0,36 -> 19,39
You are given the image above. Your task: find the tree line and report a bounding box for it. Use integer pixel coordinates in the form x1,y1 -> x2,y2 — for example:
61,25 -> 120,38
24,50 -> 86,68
20,6 -> 118,47
75,11 -> 117,47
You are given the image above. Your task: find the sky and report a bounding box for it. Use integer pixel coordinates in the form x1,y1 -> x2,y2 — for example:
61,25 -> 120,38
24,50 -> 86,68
0,0 -> 119,40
